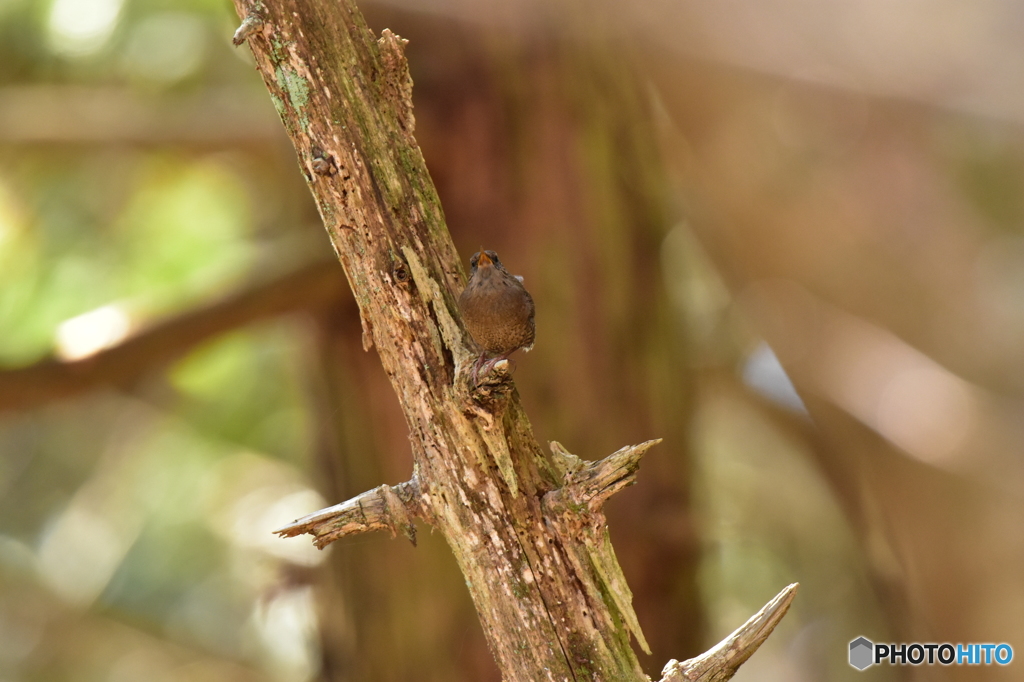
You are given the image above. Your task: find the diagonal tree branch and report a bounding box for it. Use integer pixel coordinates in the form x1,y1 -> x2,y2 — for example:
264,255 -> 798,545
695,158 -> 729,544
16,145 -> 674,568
230,0 -> 798,678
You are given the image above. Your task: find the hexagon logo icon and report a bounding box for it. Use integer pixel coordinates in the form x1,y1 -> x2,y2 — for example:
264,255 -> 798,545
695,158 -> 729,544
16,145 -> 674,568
849,637 -> 874,670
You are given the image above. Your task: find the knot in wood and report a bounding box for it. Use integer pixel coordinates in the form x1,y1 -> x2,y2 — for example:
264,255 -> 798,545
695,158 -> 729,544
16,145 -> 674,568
391,258 -> 411,286
311,153 -> 336,176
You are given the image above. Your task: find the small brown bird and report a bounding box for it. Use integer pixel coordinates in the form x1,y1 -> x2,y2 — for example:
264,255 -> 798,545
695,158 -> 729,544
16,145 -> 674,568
459,250 -> 535,381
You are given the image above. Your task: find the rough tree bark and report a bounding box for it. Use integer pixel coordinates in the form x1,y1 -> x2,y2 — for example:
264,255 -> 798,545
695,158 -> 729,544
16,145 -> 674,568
231,0 -> 795,679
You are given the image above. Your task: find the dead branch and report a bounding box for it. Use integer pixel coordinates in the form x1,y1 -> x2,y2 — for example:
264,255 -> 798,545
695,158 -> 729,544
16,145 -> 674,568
660,583 -> 799,682
231,0 -> 798,677
276,479 -> 423,548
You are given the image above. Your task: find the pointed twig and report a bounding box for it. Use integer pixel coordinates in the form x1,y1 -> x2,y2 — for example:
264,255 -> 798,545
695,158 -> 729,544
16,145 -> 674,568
660,583 -> 799,682
275,479 -> 424,548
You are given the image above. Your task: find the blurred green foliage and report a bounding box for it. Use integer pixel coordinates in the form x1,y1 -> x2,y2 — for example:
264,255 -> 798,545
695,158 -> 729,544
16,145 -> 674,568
0,2 -> 324,680
0,155 -> 254,363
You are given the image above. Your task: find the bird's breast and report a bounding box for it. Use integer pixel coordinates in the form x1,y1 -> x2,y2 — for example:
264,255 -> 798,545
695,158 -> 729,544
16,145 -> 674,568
459,274 -> 535,356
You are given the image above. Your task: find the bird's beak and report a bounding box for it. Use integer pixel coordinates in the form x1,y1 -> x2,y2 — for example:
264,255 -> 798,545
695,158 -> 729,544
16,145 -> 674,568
477,251 -> 493,266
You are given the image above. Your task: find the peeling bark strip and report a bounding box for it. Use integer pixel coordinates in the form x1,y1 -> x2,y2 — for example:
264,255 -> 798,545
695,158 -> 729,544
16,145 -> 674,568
232,0 -> 796,679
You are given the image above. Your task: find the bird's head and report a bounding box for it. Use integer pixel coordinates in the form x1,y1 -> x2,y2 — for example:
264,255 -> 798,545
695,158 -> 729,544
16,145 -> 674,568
469,249 -> 502,275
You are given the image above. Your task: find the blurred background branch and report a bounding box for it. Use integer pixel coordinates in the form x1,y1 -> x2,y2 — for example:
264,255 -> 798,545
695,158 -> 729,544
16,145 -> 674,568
0,260 -> 347,412
0,85 -> 279,145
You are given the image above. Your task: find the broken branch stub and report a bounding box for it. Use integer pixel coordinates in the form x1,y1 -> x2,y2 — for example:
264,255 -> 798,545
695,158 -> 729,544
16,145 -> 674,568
541,440 -> 664,656
275,480 -> 423,549
660,583 -> 800,682
544,439 -> 662,516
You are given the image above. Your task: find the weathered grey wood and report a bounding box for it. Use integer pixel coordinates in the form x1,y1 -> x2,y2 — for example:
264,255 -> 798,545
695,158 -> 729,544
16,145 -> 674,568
276,480 -> 422,548
232,0 -> 796,679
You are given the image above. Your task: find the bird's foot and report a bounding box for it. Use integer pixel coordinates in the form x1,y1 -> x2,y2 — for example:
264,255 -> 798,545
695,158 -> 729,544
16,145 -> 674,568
465,355 -> 514,412
469,355 -> 487,386
470,355 -> 514,386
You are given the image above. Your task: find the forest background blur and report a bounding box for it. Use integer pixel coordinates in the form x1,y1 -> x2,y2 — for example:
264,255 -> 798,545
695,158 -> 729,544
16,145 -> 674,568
1,1 -> 1023,681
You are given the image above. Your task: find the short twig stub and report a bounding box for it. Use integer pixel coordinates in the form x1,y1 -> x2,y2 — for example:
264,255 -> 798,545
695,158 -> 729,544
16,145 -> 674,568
660,583 -> 800,682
